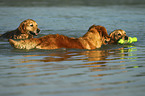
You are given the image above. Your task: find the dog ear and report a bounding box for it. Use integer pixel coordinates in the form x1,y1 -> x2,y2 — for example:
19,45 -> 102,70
95,25 -> 110,38
109,31 -> 115,39
88,24 -> 96,31
18,21 -> 26,34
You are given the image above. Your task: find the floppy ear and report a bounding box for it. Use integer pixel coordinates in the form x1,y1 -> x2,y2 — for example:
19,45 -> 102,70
88,24 -> 96,31
95,25 -> 110,38
18,21 -> 26,34
109,31 -> 115,39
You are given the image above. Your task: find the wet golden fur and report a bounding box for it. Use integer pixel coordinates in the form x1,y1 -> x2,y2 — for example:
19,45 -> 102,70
0,19 -> 40,39
9,25 -> 110,50
109,29 -> 129,44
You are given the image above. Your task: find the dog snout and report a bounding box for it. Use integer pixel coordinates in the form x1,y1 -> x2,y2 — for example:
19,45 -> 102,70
125,36 -> 128,40
105,40 -> 108,44
37,28 -> 40,33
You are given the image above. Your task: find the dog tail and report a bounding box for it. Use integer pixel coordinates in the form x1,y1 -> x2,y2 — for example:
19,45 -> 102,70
9,39 -> 19,49
9,39 -> 27,49
9,39 -> 38,50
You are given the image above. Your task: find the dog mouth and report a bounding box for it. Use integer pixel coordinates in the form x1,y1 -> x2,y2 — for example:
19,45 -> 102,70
29,29 -> 40,36
125,36 -> 128,40
117,36 -> 129,41
29,31 -> 38,36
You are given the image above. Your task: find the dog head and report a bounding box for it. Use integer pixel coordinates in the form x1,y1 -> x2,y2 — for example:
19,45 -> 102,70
18,19 -> 40,36
109,29 -> 128,44
88,25 -> 110,45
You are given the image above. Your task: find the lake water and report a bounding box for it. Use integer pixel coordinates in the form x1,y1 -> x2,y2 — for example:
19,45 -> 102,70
0,3 -> 145,96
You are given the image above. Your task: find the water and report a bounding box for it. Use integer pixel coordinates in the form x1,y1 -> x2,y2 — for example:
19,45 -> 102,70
0,2 -> 145,96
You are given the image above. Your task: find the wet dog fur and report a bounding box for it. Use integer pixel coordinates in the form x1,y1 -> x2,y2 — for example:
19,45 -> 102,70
109,29 -> 129,44
9,25 -> 110,50
0,19 -> 40,39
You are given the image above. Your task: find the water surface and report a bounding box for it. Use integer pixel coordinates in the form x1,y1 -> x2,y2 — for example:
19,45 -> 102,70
0,4 -> 145,96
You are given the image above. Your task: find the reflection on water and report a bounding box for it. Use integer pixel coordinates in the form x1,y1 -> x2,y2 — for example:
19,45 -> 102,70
13,45 -> 138,72
3,45 -> 140,96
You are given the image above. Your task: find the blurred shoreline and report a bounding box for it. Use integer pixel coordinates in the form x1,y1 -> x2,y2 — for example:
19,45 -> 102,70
0,0 -> 145,7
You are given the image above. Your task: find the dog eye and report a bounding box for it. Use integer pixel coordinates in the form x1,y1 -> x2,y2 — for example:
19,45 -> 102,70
118,33 -> 121,36
30,24 -> 33,27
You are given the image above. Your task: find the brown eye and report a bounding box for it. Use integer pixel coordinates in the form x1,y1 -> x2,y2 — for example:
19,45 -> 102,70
30,24 -> 33,27
118,33 -> 121,36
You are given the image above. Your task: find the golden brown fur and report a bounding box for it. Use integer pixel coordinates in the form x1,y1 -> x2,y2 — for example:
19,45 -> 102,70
0,19 -> 40,39
109,29 -> 128,44
9,25 -> 110,50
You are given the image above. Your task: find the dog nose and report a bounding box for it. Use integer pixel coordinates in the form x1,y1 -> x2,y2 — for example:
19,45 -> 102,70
37,29 -> 40,33
105,40 -> 109,44
125,36 -> 128,40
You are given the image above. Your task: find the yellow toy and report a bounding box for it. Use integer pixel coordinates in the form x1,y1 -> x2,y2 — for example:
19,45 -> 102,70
118,37 -> 137,44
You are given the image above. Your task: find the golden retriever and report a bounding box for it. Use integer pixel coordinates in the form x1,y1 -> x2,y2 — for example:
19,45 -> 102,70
9,25 -> 110,50
0,19 -> 40,39
108,29 -> 129,44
